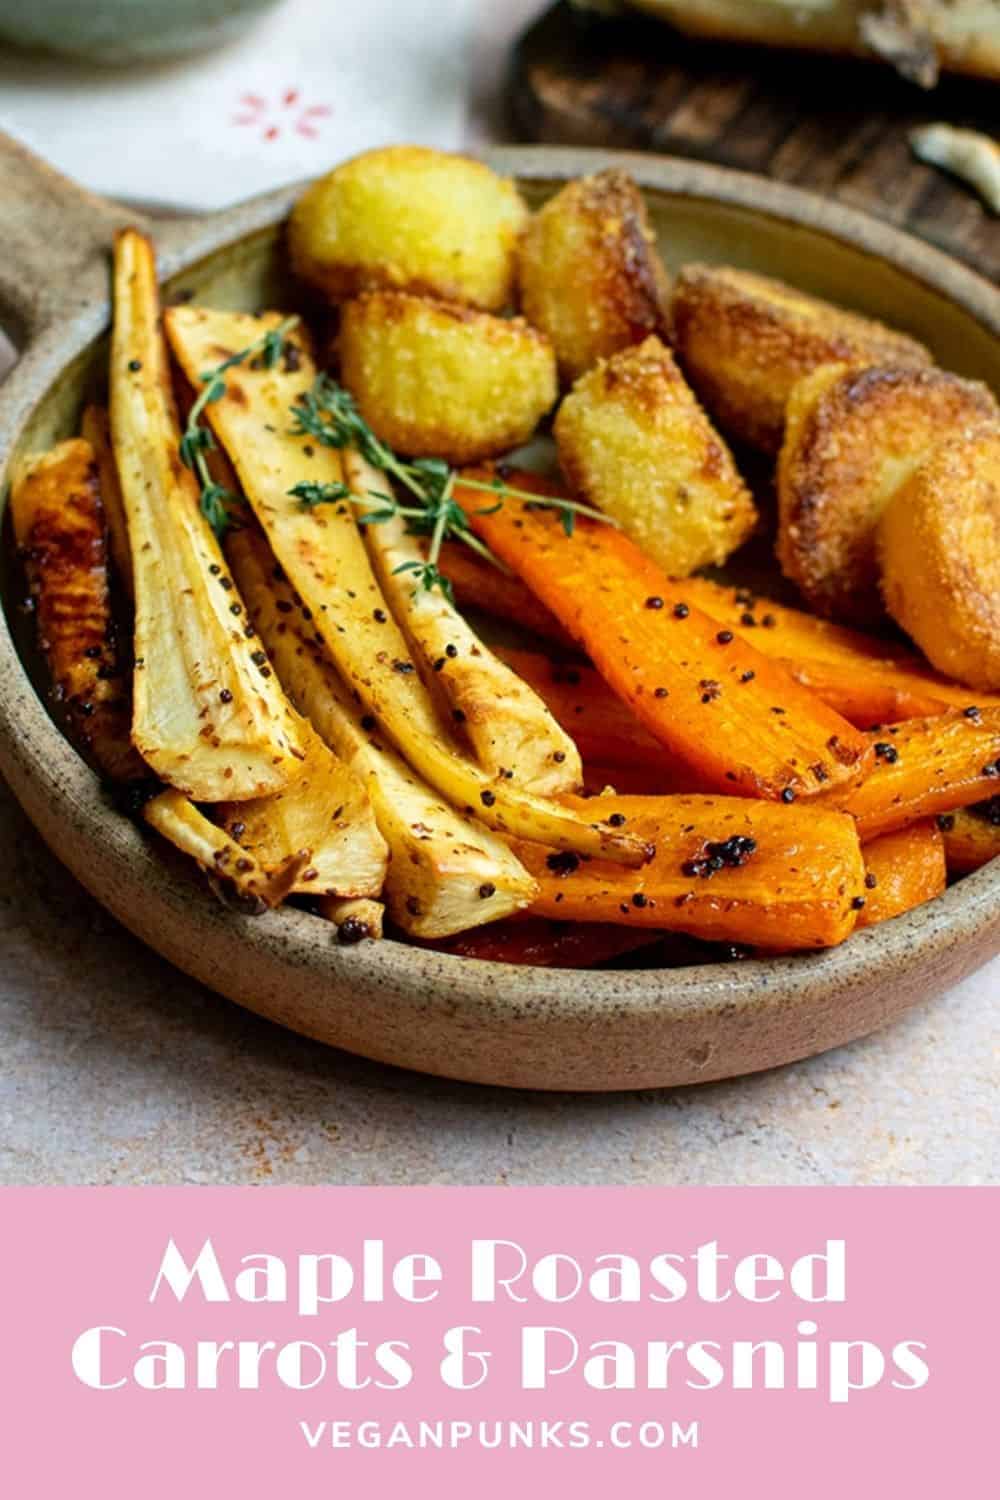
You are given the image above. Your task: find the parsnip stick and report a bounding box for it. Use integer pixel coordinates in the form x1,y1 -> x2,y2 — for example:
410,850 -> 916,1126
165,304 -> 649,867
111,230 -> 304,800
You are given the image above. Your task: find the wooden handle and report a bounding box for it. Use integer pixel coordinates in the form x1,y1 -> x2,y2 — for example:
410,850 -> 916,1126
0,131 -> 153,346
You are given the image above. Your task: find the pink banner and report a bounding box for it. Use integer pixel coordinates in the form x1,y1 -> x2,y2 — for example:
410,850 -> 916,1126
2,1188 -> 993,1496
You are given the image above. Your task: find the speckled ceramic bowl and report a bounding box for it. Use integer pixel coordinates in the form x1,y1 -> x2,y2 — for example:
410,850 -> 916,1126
0,0 -> 280,64
0,133 -> 997,1090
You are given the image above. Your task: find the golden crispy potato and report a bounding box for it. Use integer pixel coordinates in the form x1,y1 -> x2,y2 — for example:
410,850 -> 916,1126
517,169 -> 671,384
777,362 -> 998,626
553,335 -> 757,576
671,264 -> 933,453
339,290 -> 557,464
878,424 -> 1000,692
289,145 -> 527,311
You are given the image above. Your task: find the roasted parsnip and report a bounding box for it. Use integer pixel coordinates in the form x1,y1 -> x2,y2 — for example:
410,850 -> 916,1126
343,446 -> 582,796
316,896 -> 386,943
11,435 -> 298,912
110,230 -> 303,800
143,789 -> 310,913
227,528 -> 537,937
166,304 -> 648,866
216,713 -> 387,898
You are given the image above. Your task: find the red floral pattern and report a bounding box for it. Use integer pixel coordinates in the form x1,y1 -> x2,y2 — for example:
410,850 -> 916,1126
232,90 -> 332,143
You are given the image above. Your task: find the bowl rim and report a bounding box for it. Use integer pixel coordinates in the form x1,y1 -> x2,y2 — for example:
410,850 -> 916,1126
0,145 -> 997,1039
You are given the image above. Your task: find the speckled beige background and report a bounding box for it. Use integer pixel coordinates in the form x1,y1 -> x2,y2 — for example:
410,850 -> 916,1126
2,772 -> 996,1187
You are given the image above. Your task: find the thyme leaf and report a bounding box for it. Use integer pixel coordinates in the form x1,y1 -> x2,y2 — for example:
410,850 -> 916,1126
286,372 -> 616,597
179,314 -> 301,540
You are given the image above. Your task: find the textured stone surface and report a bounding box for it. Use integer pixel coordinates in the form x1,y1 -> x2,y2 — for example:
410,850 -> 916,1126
1,777 -> 996,1187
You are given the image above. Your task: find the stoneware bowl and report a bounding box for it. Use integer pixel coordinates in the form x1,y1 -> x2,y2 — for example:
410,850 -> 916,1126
0,133 -> 997,1091
0,0 -> 281,65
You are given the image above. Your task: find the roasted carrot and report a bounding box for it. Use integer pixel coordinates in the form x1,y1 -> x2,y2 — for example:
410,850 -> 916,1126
581,763 -> 684,796
80,405 -> 133,599
680,577 -> 1000,726
424,918 -> 664,967
511,794 -> 866,950
857,821 -> 946,928
438,541 -> 573,646
821,710 -> 1000,840
496,646 -> 664,772
457,542 -> 996,729
460,469 -> 871,800
499,646 -> 1000,835
10,438 -> 144,782
937,800 -> 1000,874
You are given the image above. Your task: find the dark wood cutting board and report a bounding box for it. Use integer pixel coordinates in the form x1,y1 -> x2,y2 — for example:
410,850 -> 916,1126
509,2 -> 999,284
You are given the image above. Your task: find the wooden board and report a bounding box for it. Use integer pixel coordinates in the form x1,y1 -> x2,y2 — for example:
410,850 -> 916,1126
510,2 -> 1000,285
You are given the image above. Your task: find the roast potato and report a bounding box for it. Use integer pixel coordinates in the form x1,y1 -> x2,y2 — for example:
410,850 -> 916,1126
553,335 -> 756,577
517,168 -> 672,384
671,264 -> 933,453
289,145 -> 527,311
777,362 -> 999,626
878,424 -> 1000,692
339,290 -> 557,464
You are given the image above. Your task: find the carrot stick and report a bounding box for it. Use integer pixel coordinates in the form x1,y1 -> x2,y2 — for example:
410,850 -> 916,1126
511,794 -> 866,950
857,821 -> 946,928
80,405 -> 134,600
581,763 -> 687,796
423,918 -> 664,967
821,710 -> 1000,839
680,576 -> 999,726
438,541 -> 573,646
10,438 -> 144,783
937,800 -> 1000,874
453,540 -> 995,728
496,646 -> 666,773
459,469 -> 871,800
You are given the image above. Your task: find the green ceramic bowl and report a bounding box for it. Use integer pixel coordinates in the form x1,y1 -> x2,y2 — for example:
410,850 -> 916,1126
0,0 -> 281,65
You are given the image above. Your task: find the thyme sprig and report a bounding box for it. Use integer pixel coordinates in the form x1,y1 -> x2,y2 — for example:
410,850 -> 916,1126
287,373 -> 615,597
180,315 -> 301,539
